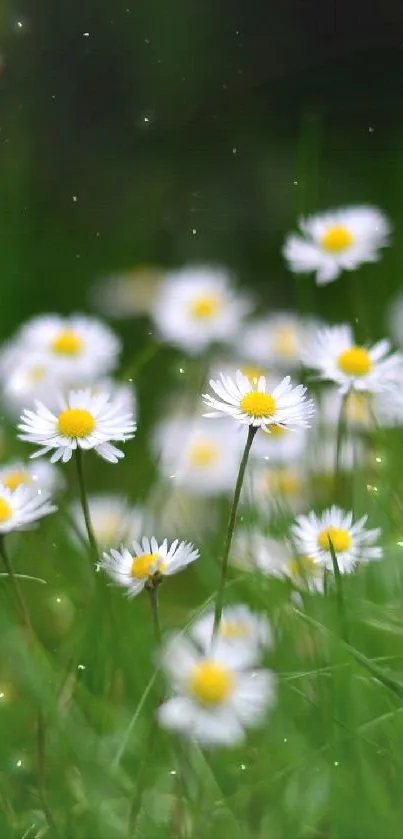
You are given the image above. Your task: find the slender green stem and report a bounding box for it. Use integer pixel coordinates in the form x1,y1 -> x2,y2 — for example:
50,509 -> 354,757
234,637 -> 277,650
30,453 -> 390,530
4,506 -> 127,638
213,426 -> 257,636
37,712 -> 61,839
147,585 -> 162,645
0,535 -> 32,633
335,391 -> 350,499
328,537 -> 350,644
75,449 -> 98,561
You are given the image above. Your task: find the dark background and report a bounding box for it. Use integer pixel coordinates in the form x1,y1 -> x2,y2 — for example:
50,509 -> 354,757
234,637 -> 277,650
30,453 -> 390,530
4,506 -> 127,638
1,0 -> 403,334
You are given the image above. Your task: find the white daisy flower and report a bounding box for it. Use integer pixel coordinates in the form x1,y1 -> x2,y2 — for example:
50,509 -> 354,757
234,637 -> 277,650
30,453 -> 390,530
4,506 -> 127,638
18,388 -> 136,464
291,506 -> 382,574
203,371 -> 314,431
0,352 -> 61,415
69,495 -> 144,551
152,415 -> 242,496
0,483 -> 56,533
15,314 -> 121,380
283,205 -> 391,285
191,604 -> 272,667
158,632 -> 276,746
247,462 -> 306,514
317,387 -> 373,431
239,313 -> 322,369
0,460 -> 64,494
301,324 -> 403,394
232,528 -> 293,577
98,536 -> 199,598
150,265 -> 251,354
92,265 -> 163,318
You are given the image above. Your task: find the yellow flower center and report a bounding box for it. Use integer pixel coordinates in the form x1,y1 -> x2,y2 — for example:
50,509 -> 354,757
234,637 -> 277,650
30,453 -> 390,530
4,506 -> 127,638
240,391 -> 277,419
321,225 -> 354,253
51,329 -> 84,356
57,408 -> 95,438
265,424 -> 288,437
273,326 -> 298,357
189,294 -> 222,320
337,346 -> 372,377
189,441 -> 219,467
263,468 -> 301,496
29,365 -> 47,384
3,471 -> 31,491
241,366 -> 266,386
131,552 -> 166,579
0,498 -> 12,523
289,555 -> 317,579
318,527 -> 352,553
189,660 -> 234,705
220,620 -> 249,640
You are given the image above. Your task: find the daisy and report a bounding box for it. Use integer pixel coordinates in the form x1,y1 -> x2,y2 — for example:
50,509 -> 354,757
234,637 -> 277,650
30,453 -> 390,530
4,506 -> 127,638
0,352 -> 61,415
231,528 -> 294,577
158,632 -> 276,746
92,265 -> 163,318
291,506 -> 382,574
0,460 -> 64,494
150,265 -> 251,354
203,371 -> 314,431
15,314 -> 121,380
301,324 -> 403,394
283,205 -> 391,285
239,313 -> 322,370
191,604 -> 272,667
152,415 -> 242,496
317,387 -> 373,431
18,388 -> 136,464
99,536 -> 198,597
0,483 -> 56,533
247,462 -> 306,514
70,495 -> 145,550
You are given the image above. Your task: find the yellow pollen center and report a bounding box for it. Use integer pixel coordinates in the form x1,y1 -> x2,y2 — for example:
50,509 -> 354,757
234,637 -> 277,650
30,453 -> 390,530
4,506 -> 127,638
51,329 -> 84,356
321,225 -> 353,253
220,620 -> 249,640
289,555 -> 317,579
263,468 -> 300,496
29,365 -> 46,384
189,660 -> 234,705
189,294 -> 221,320
3,471 -> 31,491
337,346 -> 372,376
265,424 -> 288,437
273,326 -> 298,357
240,391 -> 277,419
57,408 -> 95,438
318,527 -> 352,553
241,366 -> 266,386
189,441 -> 219,467
131,552 -> 165,579
0,498 -> 12,523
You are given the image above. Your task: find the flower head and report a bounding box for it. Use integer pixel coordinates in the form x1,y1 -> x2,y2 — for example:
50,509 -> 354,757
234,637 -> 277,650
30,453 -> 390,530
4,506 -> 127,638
18,388 -> 136,464
283,205 -> 391,285
0,460 -> 63,495
203,371 -> 314,431
70,495 -> 144,550
98,536 -> 199,598
150,265 -> 251,354
191,604 -> 272,667
239,313 -> 322,370
0,483 -> 56,533
291,506 -> 382,574
301,324 -> 403,394
158,632 -> 276,746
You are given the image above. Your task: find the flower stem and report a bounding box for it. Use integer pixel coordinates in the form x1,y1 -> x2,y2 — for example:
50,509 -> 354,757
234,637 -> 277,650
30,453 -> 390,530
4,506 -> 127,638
147,585 -> 162,645
37,712 -> 61,839
328,536 -> 350,644
0,535 -> 32,633
213,426 -> 257,636
75,449 -> 98,561
335,392 -> 350,500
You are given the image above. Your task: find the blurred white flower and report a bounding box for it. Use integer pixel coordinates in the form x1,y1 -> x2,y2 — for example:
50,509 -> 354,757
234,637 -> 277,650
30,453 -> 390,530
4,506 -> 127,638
251,424 -> 308,464
99,536 -> 199,598
301,324 -> 403,394
0,460 -> 64,494
92,265 -> 163,318
158,632 -> 276,746
283,206 -> 390,285
317,387 -> 373,431
0,483 -> 56,533
19,388 -> 136,464
191,604 -> 272,667
247,462 -> 306,514
232,528 -> 293,577
14,314 -> 121,380
291,506 -> 382,574
0,352 -> 61,415
239,313 -> 322,370
203,371 -> 314,431
150,265 -> 251,354
70,495 -> 144,551
152,415 -> 242,496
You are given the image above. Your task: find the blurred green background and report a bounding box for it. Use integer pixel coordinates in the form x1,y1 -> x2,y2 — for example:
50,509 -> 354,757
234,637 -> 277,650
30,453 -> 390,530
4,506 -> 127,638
1,0 -> 403,334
